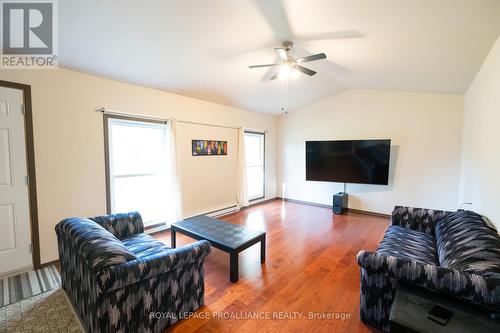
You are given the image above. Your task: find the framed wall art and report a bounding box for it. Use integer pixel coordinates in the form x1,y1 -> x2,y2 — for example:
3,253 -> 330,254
192,139 -> 227,156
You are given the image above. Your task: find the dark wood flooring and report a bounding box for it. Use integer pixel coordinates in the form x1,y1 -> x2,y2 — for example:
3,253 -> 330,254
155,199 -> 388,332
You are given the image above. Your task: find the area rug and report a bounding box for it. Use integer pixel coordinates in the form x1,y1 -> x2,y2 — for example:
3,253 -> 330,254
0,287 -> 82,332
0,266 -> 83,332
0,266 -> 60,308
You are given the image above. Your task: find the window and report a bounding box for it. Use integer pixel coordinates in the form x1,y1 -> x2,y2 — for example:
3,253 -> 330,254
105,116 -> 174,227
245,131 -> 265,200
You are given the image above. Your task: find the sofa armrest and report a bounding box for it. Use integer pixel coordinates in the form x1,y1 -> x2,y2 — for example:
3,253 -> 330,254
357,250 -> 500,309
391,206 -> 450,234
90,211 -> 144,239
97,240 -> 211,293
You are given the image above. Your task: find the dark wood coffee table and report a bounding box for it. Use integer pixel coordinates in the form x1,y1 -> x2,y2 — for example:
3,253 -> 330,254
170,215 -> 266,282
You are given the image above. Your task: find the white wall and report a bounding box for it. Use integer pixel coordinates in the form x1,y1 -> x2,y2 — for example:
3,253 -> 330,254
0,68 -> 278,264
278,90 -> 463,214
460,37 -> 500,230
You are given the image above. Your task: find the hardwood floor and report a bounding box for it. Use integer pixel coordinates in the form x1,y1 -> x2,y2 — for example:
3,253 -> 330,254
155,199 -> 388,333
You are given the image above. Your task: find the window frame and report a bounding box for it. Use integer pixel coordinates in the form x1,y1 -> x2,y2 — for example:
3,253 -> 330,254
103,114 -> 169,229
244,130 -> 266,202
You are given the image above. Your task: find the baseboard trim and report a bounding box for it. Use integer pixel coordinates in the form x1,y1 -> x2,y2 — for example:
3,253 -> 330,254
248,197 -> 277,206
279,197 -> 390,218
206,198 -> 279,219
146,225 -> 170,235
346,208 -> 391,218
39,259 -> 59,269
243,197 -> 278,210
280,197 -> 331,209
220,198 -> 279,218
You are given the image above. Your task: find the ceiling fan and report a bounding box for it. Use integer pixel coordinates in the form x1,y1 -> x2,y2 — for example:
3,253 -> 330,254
248,41 -> 326,80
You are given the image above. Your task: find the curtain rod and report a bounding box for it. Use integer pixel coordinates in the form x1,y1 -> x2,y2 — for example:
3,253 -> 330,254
177,119 -> 240,130
96,107 -> 268,133
96,107 -> 168,123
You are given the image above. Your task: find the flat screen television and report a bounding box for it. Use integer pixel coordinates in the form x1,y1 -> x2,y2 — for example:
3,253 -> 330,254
305,139 -> 391,185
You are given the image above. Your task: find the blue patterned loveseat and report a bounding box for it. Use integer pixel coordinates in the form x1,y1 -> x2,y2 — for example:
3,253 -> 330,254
357,206 -> 500,331
55,212 -> 211,333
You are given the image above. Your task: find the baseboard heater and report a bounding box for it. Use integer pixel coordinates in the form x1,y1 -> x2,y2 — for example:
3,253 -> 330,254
146,204 -> 240,234
205,204 -> 240,218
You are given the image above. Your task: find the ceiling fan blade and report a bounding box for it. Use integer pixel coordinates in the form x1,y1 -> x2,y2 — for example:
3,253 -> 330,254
296,53 -> 327,63
295,65 -> 316,76
209,40 -> 276,60
249,64 -> 279,68
254,0 -> 293,41
270,71 -> 280,80
295,30 -> 364,42
262,63 -> 279,81
274,48 -> 287,60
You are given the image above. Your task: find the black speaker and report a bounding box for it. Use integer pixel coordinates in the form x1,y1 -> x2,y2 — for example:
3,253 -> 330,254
333,192 -> 348,214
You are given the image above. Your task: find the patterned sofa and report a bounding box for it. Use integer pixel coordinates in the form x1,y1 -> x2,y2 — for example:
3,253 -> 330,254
357,206 -> 500,331
55,212 -> 211,333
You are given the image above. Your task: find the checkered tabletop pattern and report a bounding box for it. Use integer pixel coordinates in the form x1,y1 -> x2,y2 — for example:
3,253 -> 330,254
174,216 -> 265,249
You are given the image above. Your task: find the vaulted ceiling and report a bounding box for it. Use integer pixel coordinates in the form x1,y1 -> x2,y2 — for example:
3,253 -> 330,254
60,0 -> 500,114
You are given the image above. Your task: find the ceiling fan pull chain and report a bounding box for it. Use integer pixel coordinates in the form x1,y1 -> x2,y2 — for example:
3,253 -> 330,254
282,79 -> 288,115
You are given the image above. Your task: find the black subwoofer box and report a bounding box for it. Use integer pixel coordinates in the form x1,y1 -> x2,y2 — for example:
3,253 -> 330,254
333,192 -> 348,214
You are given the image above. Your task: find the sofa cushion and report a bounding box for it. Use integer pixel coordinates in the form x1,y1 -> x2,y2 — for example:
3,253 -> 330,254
391,206 -> 449,234
57,217 -> 137,272
121,233 -> 171,259
377,225 -> 438,265
435,210 -> 500,278
90,211 -> 144,239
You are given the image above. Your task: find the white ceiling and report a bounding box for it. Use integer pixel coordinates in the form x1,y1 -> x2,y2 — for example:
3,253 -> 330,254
60,0 -> 500,114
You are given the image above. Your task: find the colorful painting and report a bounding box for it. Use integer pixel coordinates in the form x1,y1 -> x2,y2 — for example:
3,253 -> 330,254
192,139 -> 228,156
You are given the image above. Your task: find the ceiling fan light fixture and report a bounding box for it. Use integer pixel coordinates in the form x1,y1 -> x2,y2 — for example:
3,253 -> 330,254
249,42 -> 325,80
278,63 -> 296,80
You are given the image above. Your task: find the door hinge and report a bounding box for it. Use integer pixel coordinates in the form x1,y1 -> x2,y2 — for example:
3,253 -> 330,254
25,175 -> 30,185
21,105 -> 25,115
29,243 -> 33,254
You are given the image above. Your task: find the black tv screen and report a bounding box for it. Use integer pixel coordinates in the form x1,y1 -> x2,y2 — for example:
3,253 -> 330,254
306,139 -> 391,185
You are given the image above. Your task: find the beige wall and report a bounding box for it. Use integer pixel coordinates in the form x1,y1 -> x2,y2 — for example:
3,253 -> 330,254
177,122 -> 238,216
460,37 -> 500,230
0,68 -> 278,264
278,90 -> 464,214
3,43 -> 497,264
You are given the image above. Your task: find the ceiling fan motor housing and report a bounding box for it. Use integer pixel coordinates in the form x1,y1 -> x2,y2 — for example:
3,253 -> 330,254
282,41 -> 293,52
